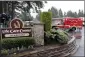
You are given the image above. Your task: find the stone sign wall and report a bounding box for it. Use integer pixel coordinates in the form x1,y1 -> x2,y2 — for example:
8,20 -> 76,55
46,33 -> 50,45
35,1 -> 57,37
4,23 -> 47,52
33,23 -> 44,46
24,21 -> 44,46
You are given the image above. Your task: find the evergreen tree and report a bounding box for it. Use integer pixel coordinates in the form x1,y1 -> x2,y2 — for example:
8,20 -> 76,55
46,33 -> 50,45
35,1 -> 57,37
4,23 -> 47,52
64,12 -> 67,17
48,7 -> 59,18
78,9 -> 84,17
59,8 -> 63,17
67,10 -> 73,17
72,12 -> 78,18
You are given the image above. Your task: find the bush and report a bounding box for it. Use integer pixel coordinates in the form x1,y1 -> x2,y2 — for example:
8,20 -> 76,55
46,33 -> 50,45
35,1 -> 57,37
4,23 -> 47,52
1,49 -> 8,55
1,37 -> 35,49
45,29 -> 69,45
54,30 -> 69,44
44,31 -> 57,45
40,12 -> 52,32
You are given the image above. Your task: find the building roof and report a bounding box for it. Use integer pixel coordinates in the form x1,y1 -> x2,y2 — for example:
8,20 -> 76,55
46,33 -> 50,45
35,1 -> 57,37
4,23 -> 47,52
52,18 -> 64,20
33,19 -> 41,23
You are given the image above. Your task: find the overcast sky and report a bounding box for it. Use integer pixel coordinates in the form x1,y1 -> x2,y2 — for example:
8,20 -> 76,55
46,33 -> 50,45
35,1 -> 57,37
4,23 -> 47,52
31,1 -> 84,18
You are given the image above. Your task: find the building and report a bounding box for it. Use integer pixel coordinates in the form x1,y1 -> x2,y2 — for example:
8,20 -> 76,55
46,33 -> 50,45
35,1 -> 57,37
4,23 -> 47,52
52,18 -> 64,26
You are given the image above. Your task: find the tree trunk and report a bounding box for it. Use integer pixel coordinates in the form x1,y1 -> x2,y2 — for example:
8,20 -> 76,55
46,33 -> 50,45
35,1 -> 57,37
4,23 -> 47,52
11,2 -> 15,19
0,1 -> 3,14
0,1 -> 8,14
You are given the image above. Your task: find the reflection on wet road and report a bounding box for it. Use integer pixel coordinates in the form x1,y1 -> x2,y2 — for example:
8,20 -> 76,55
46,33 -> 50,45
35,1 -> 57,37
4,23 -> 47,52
71,27 -> 84,56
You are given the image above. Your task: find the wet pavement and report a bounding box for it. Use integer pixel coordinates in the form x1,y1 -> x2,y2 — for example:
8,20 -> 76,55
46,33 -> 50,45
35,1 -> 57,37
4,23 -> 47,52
71,27 -> 84,56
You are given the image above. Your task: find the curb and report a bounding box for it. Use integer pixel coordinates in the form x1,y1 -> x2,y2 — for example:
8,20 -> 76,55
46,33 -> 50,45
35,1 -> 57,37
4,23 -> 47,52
70,44 -> 80,55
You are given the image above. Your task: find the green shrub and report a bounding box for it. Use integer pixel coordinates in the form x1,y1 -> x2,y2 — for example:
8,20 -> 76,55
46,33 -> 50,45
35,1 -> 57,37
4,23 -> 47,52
40,12 -> 52,32
1,37 -> 35,49
45,29 -> 69,45
1,49 -> 8,55
54,30 -> 69,44
45,31 -> 53,38
44,31 -> 58,45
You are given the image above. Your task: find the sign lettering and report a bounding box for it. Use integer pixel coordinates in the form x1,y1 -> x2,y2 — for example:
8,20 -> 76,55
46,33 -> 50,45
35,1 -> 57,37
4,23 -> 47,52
2,28 -> 32,38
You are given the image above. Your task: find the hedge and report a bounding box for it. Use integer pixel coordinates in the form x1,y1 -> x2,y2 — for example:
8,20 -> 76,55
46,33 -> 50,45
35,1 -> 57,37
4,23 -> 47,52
40,12 -> 52,32
1,37 -> 35,49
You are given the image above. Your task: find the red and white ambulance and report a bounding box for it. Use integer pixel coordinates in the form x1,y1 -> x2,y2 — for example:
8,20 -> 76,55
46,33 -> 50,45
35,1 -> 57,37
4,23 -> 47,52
56,17 -> 83,29
56,17 -> 83,39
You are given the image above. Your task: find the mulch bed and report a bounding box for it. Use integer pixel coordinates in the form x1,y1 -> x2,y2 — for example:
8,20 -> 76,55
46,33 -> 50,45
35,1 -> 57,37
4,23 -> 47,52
8,44 -> 61,57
